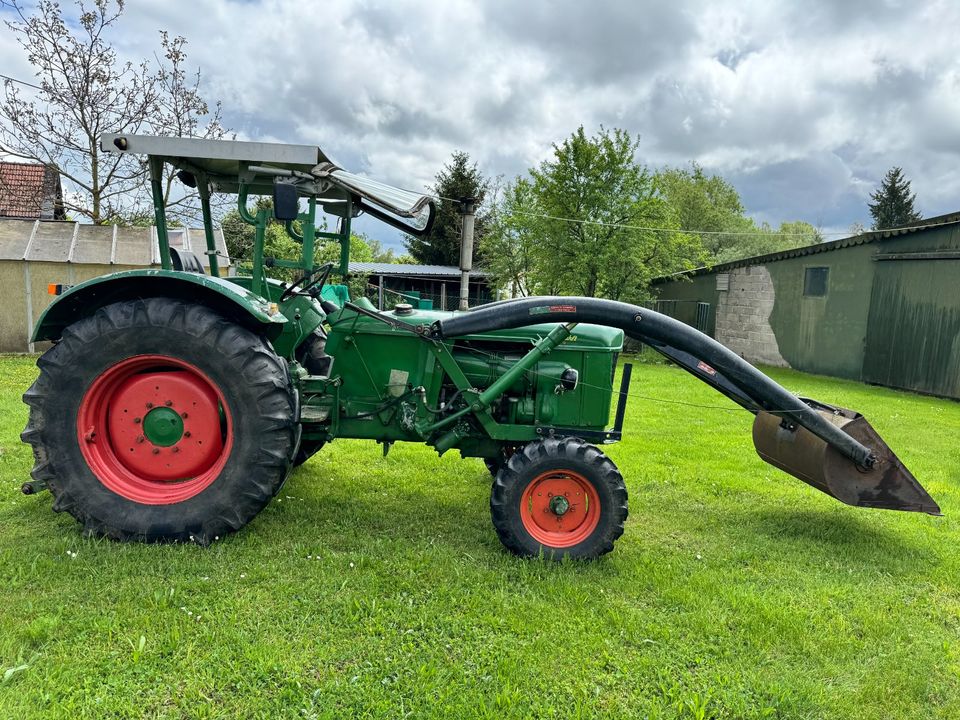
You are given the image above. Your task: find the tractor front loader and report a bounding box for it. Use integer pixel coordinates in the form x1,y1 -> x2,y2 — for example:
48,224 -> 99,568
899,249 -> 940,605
19,134 -> 940,560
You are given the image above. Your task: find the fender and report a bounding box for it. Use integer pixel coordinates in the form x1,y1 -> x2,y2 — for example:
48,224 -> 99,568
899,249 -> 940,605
32,269 -> 286,343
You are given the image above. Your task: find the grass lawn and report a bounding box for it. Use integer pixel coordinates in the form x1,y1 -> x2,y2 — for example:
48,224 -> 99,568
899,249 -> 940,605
1,352 -> 958,719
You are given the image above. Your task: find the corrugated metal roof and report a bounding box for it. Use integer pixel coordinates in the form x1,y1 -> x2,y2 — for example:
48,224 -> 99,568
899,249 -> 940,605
0,219 -> 230,267
349,262 -> 488,278
653,211 -> 960,282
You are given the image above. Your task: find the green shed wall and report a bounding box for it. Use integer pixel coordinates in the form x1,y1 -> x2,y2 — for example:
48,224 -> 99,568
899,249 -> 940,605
653,223 -> 960,399
653,275 -> 719,337
766,243 -> 877,379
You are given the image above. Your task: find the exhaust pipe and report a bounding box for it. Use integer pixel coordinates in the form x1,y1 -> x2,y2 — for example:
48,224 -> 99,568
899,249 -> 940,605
753,404 -> 940,515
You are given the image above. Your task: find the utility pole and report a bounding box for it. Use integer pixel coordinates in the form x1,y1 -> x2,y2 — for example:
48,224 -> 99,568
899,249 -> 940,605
458,197 -> 476,311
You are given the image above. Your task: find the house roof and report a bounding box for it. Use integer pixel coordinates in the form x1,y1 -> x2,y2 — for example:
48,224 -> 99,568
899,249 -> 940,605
0,161 -> 61,219
0,219 -> 230,267
653,211 -> 960,282
349,262 -> 489,279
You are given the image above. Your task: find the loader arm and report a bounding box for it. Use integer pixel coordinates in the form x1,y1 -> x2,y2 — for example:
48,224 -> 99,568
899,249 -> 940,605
432,296 -> 940,515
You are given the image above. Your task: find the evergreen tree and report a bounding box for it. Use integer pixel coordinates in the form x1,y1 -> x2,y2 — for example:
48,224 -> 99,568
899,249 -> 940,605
404,151 -> 489,266
868,167 -> 921,230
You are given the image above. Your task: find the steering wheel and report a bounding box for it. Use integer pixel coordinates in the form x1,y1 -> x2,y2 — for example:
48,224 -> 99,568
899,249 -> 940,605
278,263 -> 334,303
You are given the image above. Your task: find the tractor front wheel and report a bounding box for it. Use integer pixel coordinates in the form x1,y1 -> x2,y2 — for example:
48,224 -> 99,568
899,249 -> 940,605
490,438 -> 627,560
21,297 -> 297,543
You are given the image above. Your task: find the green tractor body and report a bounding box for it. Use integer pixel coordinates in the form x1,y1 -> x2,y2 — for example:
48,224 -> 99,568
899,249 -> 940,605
19,134 -> 940,559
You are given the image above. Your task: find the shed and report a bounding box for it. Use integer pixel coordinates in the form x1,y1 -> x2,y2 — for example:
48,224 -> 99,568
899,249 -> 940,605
349,262 -> 494,310
652,212 -> 960,399
0,219 -> 231,352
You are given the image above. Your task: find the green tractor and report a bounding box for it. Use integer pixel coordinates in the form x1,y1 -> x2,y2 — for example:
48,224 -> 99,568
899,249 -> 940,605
20,134 -> 940,559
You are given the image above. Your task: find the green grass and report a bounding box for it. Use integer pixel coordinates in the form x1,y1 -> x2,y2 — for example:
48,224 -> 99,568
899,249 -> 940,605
1,353 -> 959,719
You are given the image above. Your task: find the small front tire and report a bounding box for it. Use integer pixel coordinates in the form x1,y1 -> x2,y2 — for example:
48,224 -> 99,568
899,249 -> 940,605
490,438 -> 627,560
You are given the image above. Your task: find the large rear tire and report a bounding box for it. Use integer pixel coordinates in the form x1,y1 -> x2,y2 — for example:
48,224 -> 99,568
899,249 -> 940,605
21,297 -> 297,543
293,439 -> 325,467
490,438 -> 627,560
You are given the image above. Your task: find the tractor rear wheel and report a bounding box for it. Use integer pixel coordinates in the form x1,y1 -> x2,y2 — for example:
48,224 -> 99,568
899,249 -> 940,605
293,439 -> 325,467
490,438 -> 627,560
21,297 -> 296,543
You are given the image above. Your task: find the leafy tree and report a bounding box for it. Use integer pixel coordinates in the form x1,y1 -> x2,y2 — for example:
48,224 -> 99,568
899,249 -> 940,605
868,167 -> 921,230
0,0 -> 227,224
713,220 -> 822,264
655,162 -> 754,256
518,126 -> 705,303
404,151 -> 489,266
482,178 -> 540,297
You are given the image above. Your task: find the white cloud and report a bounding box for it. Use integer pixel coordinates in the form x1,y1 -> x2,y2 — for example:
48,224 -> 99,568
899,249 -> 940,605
2,0 -> 958,245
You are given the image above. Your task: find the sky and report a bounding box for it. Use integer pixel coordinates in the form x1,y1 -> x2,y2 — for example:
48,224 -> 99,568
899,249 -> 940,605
2,0 -> 959,251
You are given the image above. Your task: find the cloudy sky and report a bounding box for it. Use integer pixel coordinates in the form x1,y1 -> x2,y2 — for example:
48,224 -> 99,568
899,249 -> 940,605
2,0 -> 959,249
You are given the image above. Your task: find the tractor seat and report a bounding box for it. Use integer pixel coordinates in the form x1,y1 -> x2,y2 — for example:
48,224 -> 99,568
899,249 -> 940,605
169,247 -> 206,274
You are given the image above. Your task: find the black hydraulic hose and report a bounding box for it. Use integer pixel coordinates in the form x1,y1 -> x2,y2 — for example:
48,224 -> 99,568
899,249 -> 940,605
431,296 -> 876,469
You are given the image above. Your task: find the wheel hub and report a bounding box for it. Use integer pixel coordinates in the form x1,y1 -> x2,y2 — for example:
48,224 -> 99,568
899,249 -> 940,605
549,494 -> 570,516
520,470 -> 601,548
78,356 -> 233,504
142,406 -> 184,447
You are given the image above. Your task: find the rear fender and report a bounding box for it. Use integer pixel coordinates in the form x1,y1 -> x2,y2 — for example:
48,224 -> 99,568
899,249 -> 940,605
32,270 -> 286,343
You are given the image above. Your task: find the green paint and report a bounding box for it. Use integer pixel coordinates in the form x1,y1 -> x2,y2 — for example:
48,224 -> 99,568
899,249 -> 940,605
549,495 -> 570,516
148,157 -> 172,271
862,258 -> 960,398
143,407 -> 184,447
32,269 -> 285,343
767,246 -> 877,380
653,223 -> 960,399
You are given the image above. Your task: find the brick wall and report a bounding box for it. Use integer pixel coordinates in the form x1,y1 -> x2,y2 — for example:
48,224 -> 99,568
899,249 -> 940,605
714,265 -> 789,367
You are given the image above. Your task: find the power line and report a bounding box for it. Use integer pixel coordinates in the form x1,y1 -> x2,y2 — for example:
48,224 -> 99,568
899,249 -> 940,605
423,192 -> 957,241
510,209 -> 833,237
0,70 -> 948,243
0,73 -> 42,91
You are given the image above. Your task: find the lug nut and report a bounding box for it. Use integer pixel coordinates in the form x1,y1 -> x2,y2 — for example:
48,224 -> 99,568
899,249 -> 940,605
172,447 -> 180,454
165,400 -> 173,407
136,436 -> 145,444
152,448 -> 160,455
146,402 -> 154,409
184,431 -> 192,438
181,412 -> 188,419
134,417 -> 141,424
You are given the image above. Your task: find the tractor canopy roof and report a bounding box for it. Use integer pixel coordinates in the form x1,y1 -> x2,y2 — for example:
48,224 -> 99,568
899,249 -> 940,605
100,133 -> 434,234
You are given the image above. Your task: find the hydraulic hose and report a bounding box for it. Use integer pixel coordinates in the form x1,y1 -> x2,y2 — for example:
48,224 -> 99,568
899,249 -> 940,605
431,296 -> 877,469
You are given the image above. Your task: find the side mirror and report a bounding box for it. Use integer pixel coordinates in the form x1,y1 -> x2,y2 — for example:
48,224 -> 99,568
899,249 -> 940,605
273,182 -> 299,221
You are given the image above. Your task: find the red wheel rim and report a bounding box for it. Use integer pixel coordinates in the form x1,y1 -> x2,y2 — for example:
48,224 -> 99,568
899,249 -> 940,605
520,469 -> 601,548
77,355 -> 233,504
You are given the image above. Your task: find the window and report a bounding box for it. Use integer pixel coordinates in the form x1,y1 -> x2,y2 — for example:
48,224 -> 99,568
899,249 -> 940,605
803,267 -> 829,297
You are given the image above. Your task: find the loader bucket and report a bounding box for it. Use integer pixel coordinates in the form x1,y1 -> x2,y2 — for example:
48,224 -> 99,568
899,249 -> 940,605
753,407 -> 941,515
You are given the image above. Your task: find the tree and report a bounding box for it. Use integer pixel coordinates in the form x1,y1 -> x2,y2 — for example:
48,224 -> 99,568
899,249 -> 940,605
404,150 -> 489,266
518,126 -> 705,303
712,220 -> 822,264
0,0 -> 227,224
152,31 -> 229,223
655,162 -> 754,257
868,167 -> 921,230
482,178 -> 540,297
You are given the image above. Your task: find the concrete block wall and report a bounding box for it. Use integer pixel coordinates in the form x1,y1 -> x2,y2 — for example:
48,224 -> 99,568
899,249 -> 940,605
714,265 -> 789,367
